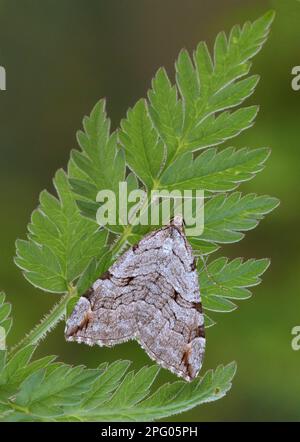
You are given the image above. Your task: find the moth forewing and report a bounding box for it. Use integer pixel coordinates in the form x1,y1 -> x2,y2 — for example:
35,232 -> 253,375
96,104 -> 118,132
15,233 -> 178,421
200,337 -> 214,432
65,217 -> 205,381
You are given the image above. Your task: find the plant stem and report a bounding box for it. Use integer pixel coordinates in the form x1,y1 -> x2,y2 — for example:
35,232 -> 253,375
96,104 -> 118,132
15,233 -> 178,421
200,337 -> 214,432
9,286 -> 77,358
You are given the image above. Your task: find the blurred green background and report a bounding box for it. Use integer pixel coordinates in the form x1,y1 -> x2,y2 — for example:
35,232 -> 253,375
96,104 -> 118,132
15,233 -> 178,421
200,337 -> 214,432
0,0 -> 299,421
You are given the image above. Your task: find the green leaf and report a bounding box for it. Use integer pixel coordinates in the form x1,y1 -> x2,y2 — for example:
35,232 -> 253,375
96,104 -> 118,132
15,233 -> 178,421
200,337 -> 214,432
69,100 -> 125,192
203,295 -> 237,313
12,355 -> 57,386
200,257 -> 270,315
68,99 -> 126,222
148,68 -> 183,161
0,356 -> 236,422
75,199 -> 99,221
15,241 -> 67,292
0,294 -> 11,381
204,314 -> 216,328
1,318 -> 13,337
160,147 -> 270,192
76,249 -> 112,296
107,365 -> 160,408
189,239 -> 219,257
15,170 -> 107,293
184,105 -> 258,152
0,304 -> 10,325
0,293 -> 12,335
95,362 -> 237,422
149,11 -> 274,166
176,49 -> 200,130
1,345 -> 36,384
132,362 -> 236,421
15,365 -> 98,417
65,12 -> 276,255
194,11 -> 274,121
64,362 -> 235,421
119,99 -> 165,189
79,360 -> 131,409
200,192 -> 280,244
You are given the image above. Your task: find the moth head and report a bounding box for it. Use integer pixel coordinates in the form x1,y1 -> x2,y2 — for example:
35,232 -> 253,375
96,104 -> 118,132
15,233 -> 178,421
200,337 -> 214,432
171,214 -> 185,231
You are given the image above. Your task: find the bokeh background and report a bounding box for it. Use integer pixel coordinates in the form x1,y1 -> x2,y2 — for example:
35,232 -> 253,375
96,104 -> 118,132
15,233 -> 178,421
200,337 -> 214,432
0,0 -> 299,421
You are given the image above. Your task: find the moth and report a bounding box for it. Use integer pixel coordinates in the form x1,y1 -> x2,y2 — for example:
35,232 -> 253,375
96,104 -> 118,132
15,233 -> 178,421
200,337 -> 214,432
65,216 -> 205,381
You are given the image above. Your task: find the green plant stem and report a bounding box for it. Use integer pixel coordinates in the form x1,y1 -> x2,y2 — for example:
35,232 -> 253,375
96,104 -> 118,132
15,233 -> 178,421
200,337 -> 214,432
9,286 -> 77,358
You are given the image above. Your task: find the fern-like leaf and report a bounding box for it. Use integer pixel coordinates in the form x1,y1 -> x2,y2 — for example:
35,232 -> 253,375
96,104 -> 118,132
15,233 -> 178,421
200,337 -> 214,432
200,257 -> 270,315
15,170 -> 107,293
149,11 -> 275,166
0,355 -> 236,422
119,99 -> 165,189
0,292 -> 12,338
159,147 -> 270,192
200,192 -> 279,244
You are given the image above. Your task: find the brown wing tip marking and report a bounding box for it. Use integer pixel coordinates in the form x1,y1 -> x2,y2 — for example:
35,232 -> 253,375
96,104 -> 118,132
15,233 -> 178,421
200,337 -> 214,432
100,270 -> 112,280
191,258 -> 197,271
193,302 -> 203,313
197,324 -> 205,339
65,298 -> 93,338
181,343 -> 194,380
